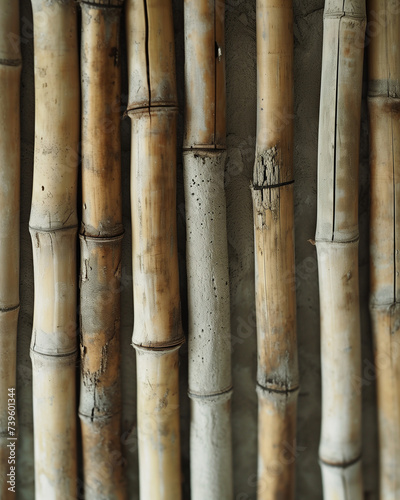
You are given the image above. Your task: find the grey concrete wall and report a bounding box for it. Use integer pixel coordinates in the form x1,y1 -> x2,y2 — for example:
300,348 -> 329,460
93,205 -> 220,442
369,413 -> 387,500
15,1 -> 378,499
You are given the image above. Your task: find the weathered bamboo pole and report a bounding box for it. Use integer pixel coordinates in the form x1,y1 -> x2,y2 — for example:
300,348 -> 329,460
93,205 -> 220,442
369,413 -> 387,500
251,1 -> 299,498
368,1 -> 400,498
79,2 -> 126,499
316,1 -> 366,497
0,2 -> 21,498
29,1 -> 79,497
183,1 -> 232,499
126,1 -> 184,498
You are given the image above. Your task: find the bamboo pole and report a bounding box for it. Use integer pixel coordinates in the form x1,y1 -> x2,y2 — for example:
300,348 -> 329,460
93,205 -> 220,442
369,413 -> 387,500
368,1 -> 400,498
316,1 -> 366,497
251,1 -> 299,498
183,1 -> 233,499
29,1 -> 79,497
0,2 -> 21,498
79,2 -> 126,499
126,1 -> 184,498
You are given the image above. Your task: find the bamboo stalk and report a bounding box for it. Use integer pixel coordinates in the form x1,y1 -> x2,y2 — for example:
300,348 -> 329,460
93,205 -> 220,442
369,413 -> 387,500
29,1 -> 79,497
183,1 -> 233,499
368,1 -> 400,498
126,1 -> 184,498
251,1 -> 299,498
316,1 -> 366,497
79,2 -> 126,499
0,2 -> 21,498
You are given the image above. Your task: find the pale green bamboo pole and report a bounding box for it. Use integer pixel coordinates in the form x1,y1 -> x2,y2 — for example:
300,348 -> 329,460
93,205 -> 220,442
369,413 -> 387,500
183,1 -> 233,499
368,1 -> 400,498
0,2 -> 21,498
316,1 -> 366,497
126,1 -> 184,498
251,1 -> 299,498
79,2 -> 126,498
29,1 -> 79,497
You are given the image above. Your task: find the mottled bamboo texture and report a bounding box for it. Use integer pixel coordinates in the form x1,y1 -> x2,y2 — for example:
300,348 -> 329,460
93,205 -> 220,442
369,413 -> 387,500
251,2 -> 299,499
79,2 -> 126,499
0,1 -> 20,498
126,1 -> 184,499
316,1 -> 366,498
368,1 -> 400,498
29,1 -> 79,498
183,1 -> 233,499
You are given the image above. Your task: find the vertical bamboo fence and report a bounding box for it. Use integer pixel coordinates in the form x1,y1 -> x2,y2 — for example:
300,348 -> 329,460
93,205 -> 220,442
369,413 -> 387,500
368,1 -> 400,497
251,1 -> 299,498
316,1 -> 366,497
183,1 -> 233,499
0,1 -> 21,498
29,0 -> 79,497
79,1 -> 126,499
126,1 -> 184,498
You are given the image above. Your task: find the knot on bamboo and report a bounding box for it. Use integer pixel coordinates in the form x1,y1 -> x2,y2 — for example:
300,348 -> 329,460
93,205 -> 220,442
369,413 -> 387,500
251,147 -> 294,219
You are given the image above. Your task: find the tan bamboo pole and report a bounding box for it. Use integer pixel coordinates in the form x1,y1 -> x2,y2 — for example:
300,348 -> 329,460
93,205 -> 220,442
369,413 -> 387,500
0,2 -> 21,498
368,2 -> 400,497
183,1 -> 233,499
251,1 -> 299,498
126,1 -> 184,498
316,1 -> 366,497
29,1 -> 79,497
79,2 -> 126,498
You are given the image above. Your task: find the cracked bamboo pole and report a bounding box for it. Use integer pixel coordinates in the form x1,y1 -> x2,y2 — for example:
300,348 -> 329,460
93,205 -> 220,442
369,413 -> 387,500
0,2 -> 21,498
316,1 -> 366,497
29,0 -> 79,497
183,1 -> 233,499
251,1 -> 299,498
126,1 -> 184,498
368,1 -> 400,497
79,2 -> 126,499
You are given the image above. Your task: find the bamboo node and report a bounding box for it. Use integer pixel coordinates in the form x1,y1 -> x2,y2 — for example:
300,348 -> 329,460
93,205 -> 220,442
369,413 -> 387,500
319,454 -> 362,469
132,340 -> 185,354
188,387 -> 233,404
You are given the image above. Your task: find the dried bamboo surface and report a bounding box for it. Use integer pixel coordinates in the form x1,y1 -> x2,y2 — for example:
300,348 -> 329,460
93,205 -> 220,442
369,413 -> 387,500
126,1 -> 184,498
0,1 -> 21,498
251,1 -> 299,498
316,1 -> 366,498
368,1 -> 400,498
29,0 -> 79,497
79,2 -> 126,499
184,1 -> 233,498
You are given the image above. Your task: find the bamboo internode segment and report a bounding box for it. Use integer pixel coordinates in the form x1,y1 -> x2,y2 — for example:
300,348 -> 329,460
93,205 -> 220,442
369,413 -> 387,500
0,2 -> 20,497
183,0 -> 226,150
29,0 -> 79,497
79,3 -> 126,499
184,1 -> 233,498
251,1 -> 299,498
126,1 -> 184,498
368,1 -> 400,497
316,1 -> 366,497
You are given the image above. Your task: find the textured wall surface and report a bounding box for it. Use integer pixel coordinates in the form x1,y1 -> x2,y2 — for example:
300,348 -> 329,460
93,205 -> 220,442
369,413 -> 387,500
14,0 -> 377,499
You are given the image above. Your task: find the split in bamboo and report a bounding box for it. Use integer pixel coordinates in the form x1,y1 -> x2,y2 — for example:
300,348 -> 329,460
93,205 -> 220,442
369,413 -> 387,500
29,1 -> 79,497
316,1 -> 366,498
368,1 -> 400,497
183,1 -> 233,499
79,2 -> 126,499
251,1 -> 299,498
126,1 -> 184,498
0,2 -> 21,498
